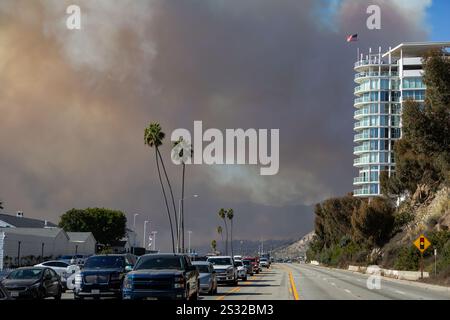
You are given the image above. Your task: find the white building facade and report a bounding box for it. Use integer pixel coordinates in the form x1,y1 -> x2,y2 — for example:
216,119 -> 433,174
353,42 -> 450,197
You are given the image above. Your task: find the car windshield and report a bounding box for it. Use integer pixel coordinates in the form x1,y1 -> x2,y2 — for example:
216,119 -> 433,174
242,260 -> 251,266
134,256 -> 183,270
84,256 -> 124,269
208,258 -> 232,265
195,265 -> 210,273
8,268 -> 43,280
260,258 -> 268,261
235,261 -> 243,266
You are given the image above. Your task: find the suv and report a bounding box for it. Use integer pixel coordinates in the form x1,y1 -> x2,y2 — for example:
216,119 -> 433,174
74,254 -> 136,300
122,254 -> 199,300
207,256 -> 238,285
243,256 -> 260,274
259,257 -> 270,268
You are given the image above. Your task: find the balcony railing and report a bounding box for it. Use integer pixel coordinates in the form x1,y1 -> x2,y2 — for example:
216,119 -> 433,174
354,71 -> 398,80
353,177 -> 379,184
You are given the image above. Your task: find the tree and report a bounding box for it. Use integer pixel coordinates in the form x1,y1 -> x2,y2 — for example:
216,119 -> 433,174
59,208 -> 126,246
217,226 -> 224,253
227,209 -> 234,257
173,137 -> 193,253
218,208 -> 228,255
145,122 -> 176,253
211,240 -> 217,253
351,198 -> 394,247
382,50 -> 450,198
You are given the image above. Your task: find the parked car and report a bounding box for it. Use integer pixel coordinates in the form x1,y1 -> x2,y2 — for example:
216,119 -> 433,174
242,259 -> 254,276
1,267 -> 62,300
34,260 -> 80,290
243,256 -> 260,274
192,261 -> 217,295
0,282 -> 11,300
73,254 -> 136,300
207,256 -> 238,285
122,253 -> 199,300
234,260 -> 248,281
260,257 -> 270,269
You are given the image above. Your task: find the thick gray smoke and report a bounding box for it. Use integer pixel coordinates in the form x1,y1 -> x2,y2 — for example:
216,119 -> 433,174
0,0 -> 431,250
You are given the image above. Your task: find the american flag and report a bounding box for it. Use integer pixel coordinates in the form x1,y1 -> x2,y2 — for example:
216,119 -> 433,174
347,34 -> 358,42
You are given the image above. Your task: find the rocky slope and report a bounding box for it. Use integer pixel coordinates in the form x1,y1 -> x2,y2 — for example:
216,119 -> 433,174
272,231 -> 315,259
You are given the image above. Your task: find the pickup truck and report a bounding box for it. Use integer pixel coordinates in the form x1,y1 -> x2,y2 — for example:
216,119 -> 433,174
207,256 -> 238,285
122,254 -> 199,300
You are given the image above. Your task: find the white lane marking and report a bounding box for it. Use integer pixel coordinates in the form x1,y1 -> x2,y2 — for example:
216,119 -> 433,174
344,289 -> 352,294
331,282 -> 336,286
394,290 -> 406,295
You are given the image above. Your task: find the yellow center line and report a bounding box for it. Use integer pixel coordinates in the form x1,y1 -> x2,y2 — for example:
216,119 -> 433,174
277,264 -> 300,300
215,287 -> 241,300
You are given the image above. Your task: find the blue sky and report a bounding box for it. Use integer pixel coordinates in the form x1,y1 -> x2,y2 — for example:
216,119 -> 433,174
427,0 -> 450,41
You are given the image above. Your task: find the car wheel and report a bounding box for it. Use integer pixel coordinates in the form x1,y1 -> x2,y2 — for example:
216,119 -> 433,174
55,287 -> 62,300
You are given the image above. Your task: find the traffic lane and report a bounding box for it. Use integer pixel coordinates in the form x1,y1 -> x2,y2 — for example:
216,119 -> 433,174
288,263 -> 450,300
303,264 -> 450,300
202,266 -> 291,300
62,267 -> 291,301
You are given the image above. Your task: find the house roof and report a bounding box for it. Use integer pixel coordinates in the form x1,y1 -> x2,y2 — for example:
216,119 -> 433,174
0,213 -> 57,228
0,227 -> 64,238
383,42 -> 450,58
67,232 -> 94,243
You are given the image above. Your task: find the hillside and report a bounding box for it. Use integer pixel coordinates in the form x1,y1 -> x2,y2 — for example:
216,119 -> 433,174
272,231 -> 315,259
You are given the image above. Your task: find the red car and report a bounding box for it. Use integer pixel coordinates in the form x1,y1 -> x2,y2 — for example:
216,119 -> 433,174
243,256 -> 260,274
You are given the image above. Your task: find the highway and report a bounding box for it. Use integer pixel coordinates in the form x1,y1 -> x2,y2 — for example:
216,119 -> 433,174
203,263 -> 450,300
61,263 -> 450,300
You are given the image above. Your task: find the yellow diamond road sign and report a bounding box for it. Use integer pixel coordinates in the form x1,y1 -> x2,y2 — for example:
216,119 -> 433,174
414,235 -> 431,253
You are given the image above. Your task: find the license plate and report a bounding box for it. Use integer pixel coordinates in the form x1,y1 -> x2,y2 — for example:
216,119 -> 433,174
91,289 -> 100,294
11,291 -> 19,297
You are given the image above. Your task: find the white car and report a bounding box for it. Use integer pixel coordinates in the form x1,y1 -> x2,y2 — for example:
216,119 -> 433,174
34,260 -> 80,288
207,256 -> 238,285
234,260 -> 248,281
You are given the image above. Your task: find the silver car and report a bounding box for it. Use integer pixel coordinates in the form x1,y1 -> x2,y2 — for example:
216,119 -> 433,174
192,261 -> 218,295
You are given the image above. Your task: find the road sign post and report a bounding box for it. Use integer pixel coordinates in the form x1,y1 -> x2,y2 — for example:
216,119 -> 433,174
413,234 -> 431,279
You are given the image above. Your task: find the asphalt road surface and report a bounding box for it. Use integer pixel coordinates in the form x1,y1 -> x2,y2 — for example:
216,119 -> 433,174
61,263 -> 450,300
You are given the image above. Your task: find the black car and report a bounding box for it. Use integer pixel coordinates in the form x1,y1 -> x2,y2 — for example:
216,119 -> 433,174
73,254 -> 136,300
1,267 -> 62,300
122,254 -> 199,300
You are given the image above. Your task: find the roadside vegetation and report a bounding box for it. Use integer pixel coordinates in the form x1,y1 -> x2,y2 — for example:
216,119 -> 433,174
307,50 -> 450,284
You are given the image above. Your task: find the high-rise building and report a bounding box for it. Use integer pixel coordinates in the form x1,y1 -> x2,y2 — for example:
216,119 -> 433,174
353,42 -> 450,197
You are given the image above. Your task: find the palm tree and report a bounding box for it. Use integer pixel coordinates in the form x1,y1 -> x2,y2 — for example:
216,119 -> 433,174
218,208 -> 228,255
173,137 -> 193,253
144,122 -> 175,253
211,240 -> 217,253
227,209 -> 234,257
217,226 -> 224,253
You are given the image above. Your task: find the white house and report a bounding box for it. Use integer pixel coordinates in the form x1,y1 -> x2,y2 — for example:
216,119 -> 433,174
67,232 -> 96,255
0,228 -> 97,270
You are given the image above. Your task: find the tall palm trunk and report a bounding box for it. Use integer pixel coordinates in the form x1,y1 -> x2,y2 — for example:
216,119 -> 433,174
181,162 -> 186,253
155,148 -> 175,253
223,219 -> 229,255
157,148 -> 178,250
230,220 -> 234,257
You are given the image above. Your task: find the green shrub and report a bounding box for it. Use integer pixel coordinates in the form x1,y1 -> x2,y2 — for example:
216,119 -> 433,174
394,246 -> 420,270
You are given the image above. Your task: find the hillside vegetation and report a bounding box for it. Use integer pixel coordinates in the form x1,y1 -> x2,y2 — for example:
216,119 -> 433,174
306,50 -> 450,284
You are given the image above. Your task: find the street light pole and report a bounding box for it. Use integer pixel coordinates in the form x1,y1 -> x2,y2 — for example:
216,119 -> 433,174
133,213 -> 139,230
152,231 -> 157,251
177,194 -> 198,253
188,231 -> 192,254
143,221 -> 149,249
